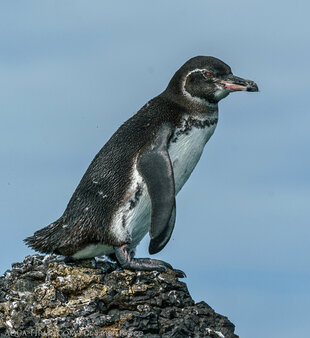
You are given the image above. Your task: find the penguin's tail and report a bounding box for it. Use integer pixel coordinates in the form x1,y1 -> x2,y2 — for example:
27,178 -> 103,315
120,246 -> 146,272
24,219 -> 64,254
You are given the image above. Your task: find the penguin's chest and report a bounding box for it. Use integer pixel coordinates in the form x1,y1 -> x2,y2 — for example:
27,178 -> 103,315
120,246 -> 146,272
120,121 -> 217,247
168,122 -> 217,193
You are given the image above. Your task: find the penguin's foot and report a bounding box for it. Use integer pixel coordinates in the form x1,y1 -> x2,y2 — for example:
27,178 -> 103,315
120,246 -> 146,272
114,245 -> 171,272
114,245 -> 186,278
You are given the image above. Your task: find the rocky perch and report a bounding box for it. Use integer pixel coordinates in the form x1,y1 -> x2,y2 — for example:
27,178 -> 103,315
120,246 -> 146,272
0,255 -> 238,337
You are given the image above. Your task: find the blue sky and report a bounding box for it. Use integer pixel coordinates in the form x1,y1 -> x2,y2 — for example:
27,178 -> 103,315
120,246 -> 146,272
1,1 -> 309,337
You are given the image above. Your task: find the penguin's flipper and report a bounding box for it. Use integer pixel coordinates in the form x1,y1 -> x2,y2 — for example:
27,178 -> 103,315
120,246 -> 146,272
148,202 -> 176,255
137,124 -> 176,255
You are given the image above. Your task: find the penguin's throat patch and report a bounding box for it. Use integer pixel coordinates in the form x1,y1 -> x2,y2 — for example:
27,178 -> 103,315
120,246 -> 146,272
171,116 -> 218,143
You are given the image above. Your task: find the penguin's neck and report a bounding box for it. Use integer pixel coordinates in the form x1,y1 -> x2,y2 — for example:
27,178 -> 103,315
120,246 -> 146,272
178,100 -> 219,127
185,99 -> 218,117
181,92 -> 219,112
162,87 -> 219,118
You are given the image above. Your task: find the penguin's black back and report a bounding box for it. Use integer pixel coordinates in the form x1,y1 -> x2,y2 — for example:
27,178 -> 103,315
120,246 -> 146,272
24,93 -> 186,256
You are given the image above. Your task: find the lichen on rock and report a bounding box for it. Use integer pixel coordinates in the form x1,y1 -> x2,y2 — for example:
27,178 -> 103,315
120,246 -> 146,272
0,255 -> 238,337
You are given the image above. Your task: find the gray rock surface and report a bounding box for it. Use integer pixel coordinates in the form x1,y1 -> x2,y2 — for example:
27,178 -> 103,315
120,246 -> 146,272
0,255 -> 238,337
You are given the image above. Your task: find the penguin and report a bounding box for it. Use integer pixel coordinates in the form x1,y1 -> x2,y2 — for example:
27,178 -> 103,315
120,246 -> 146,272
24,56 -> 258,274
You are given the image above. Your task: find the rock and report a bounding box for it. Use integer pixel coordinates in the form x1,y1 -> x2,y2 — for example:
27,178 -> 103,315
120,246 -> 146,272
0,254 -> 238,337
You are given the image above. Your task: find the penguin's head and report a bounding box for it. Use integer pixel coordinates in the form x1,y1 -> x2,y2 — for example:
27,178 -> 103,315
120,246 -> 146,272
167,56 -> 258,105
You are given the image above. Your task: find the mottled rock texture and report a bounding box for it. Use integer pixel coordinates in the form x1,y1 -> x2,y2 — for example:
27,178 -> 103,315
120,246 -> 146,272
0,255 -> 238,337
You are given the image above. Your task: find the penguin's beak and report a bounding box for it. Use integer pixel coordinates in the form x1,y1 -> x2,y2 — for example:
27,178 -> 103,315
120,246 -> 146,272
218,74 -> 259,92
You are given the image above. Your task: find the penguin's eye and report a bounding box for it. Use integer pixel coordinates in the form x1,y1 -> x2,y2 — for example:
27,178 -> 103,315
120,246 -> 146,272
204,72 -> 213,78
